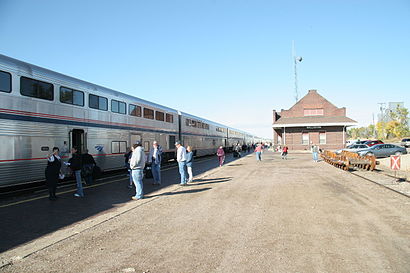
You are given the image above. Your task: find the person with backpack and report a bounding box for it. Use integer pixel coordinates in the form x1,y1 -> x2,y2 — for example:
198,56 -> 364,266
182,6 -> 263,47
81,149 -> 96,185
124,147 -> 133,189
68,147 -> 84,197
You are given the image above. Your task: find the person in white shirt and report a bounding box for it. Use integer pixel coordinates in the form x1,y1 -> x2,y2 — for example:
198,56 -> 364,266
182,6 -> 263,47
175,141 -> 187,185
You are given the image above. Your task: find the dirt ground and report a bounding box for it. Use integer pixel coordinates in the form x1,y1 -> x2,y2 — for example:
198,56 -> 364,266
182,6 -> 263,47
2,151 -> 410,273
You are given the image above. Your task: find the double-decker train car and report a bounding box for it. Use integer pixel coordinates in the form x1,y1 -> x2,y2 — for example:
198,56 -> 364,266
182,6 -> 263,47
0,54 -> 260,187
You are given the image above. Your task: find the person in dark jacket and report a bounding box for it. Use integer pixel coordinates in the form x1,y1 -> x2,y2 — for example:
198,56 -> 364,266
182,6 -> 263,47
148,141 -> 163,185
45,147 -> 62,200
68,147 -> 84,197
186,146 -> 194,183
81,149 -> 96,185
124,148 -> 133,189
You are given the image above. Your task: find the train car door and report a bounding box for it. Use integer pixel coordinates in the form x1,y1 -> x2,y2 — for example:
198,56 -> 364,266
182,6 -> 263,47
70,129 -> 85,153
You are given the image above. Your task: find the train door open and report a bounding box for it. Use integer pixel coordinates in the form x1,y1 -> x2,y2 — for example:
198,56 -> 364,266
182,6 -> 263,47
70,129 -> 86,154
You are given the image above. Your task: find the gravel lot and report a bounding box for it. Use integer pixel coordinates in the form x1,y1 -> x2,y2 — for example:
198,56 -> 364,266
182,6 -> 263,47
2,151 -> 410,273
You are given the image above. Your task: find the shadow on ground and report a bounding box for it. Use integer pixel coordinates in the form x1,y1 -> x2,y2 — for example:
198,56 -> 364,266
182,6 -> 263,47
0,153 -> 248,253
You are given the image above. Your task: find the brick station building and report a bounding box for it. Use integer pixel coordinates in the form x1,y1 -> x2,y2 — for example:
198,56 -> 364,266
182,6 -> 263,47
272,89 -> 357,150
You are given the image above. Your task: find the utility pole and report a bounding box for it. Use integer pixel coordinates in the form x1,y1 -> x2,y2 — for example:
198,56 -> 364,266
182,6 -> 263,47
292,41 -> 302,102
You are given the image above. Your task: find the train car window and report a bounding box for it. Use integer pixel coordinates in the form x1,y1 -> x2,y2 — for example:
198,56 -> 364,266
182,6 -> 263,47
60,87 -> 84,106
119,101 -> 126,114
99,96 -> 108,111
155,111 -> 165,121
185,119 -> 190,126
0,71 -> 11,93
197,121 -> 202,128
143,108 -> 154,119
20,77 -> 53,100
111,100 -> 119,113
73,90 -> 84,106
111,141 -> 127,154
191,120 -> 197,127
89,94 -> 107,110
166,113 -> 173,123
89,94 -> 99,109
129,104 -> 142,117
111,100 -> 126,114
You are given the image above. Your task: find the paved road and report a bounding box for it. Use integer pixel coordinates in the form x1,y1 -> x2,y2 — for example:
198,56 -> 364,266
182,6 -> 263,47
2,151 -> 409,273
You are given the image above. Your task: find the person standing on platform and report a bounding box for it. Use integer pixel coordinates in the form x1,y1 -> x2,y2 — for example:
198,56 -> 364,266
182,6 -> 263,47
148,141 -> 163,185
255,144 -> 263,161
217,146 -> 225,167
130,141 -> 146,200
186,146 -> 194,183
281,146 -> 288,160
175,141 -> 187,186
311,144 -> 319,162
68,147 -> 84,197
124,147 -> 133,189
45,147 -> 62,200
81,149 -> 96,185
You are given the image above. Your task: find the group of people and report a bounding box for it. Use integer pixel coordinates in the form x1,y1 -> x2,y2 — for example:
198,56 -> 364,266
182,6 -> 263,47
45,140 -> 270,202
124,140 -> 195,200
45,147 -> 96,200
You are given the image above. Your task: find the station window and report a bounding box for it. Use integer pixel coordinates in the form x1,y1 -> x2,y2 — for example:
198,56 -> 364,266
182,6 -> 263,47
0,71 -> 11,93
155,111 -> 165,121
143,108 -> 154,119
111,141 -> 127,154
302,132 -> 309,145
20,76 -> 54,100
89,94 -> 108,111
111,99 -> 126,114
319,132 -> 326,144
129,104 -> 142,117
60,87 -> 84,106
166,113 -> 174,123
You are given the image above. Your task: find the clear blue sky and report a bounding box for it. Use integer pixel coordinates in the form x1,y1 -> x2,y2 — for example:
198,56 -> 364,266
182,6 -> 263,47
1,0 -> 409,138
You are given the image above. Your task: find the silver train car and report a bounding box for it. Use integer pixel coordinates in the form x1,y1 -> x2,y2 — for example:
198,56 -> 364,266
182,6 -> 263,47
0,54 -> 260,187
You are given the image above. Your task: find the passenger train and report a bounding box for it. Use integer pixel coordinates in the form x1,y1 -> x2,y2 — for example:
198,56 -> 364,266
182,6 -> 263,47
0,54 -> 263,187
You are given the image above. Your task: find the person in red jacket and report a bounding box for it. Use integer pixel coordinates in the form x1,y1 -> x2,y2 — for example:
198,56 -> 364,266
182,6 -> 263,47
281,146 -> 288,160
216,146 -> 225,167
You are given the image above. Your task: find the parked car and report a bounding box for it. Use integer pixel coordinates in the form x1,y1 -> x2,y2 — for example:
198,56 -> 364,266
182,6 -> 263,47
336,144 -> 369,154
356,144 -> 407,158
401,138 -> 410,148
364,140 -> 384,147
345,140 -> 358,146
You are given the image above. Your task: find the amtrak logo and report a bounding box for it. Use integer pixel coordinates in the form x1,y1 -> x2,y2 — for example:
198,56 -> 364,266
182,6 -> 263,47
95,145 -> 104,152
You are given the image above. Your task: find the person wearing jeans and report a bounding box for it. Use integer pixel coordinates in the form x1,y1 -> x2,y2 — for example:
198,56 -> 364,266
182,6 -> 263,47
148,141 -> 163,185
130,141 -> 146,200
254,144 -> 263,161
68,147 -> 84,197
175,141 -> 187,185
